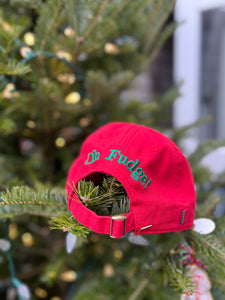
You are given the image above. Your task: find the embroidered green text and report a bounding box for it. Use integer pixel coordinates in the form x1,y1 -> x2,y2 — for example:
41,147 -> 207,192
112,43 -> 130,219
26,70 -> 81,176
85,149 -> 152,189
85,149 -> 100,165
105,150 -> 151,189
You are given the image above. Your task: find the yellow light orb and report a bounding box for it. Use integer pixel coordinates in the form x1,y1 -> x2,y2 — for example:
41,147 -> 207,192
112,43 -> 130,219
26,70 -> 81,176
50,297 -> 62,300
103,264 -> 115,278
9,223 -> 19,240
22,232 -> 34,247
26,120 -> 36,129
57,73 -> 76,84
35,287 -> 48,298
55,137 -> 66,148
79,117 -> 91,128
2,83 -> 19,99
56,50 -> 72,62
104,43 -> 119,55
65,92 -> 81,104
24,32 -> 35,46
2,21 -> 13,32
114,249 -> 123,259
64,27 -> 75,37
60,270 -> 77,282
20,46 -> 32,58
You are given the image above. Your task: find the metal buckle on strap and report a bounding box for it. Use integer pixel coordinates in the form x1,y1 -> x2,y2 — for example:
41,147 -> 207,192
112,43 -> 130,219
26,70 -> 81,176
110,215 -> 127,238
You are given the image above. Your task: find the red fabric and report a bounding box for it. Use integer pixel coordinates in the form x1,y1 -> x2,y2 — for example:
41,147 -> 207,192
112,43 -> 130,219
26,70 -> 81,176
66,122 -> 196,238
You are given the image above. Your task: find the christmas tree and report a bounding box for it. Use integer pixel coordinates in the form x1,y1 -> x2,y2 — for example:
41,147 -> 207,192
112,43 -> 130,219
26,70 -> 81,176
0,1 -> 225,299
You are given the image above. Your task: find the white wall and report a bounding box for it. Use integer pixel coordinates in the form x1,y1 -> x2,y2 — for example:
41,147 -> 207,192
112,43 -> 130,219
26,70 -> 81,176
173,0 -> 225,154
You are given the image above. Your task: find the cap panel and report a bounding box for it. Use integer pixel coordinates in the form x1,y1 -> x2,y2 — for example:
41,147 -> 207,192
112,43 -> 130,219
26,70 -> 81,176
129,126 -> 195,233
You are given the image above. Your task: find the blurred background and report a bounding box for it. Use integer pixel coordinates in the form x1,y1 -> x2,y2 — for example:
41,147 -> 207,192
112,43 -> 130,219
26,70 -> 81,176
0,0 -> 225,299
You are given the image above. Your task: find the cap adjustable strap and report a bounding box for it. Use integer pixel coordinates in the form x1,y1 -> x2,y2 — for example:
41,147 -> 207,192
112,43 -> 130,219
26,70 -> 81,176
69,195 -> 133,238
110,215 -> 127,238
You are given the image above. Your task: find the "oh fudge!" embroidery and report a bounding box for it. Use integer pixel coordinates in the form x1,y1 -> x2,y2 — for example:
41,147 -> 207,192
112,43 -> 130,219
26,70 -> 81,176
85,149 -> 152,189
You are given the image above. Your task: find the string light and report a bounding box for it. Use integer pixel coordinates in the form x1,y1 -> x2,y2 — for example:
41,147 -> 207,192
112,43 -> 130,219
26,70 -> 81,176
20,46 -> 32,58
66,232 -> 77,254
103,264 -> 115,277
23,32 -> 35,46
104,43 -> 119,55
0,238 -> 10,251
16,48 -> 86,81
22,232 -> 35,247
9,223 -> 19,240
79,117 -> 91,128
55,137 -> 66,148
56,50 -> 72,62
64,92 -> 81,104
64,27 -> 75,37
26,120 -> 36,129
0,219 -> 31,300
35,287 -> 48,298
57,73 -> 76,84
60,270 -> 77,282
113,249 -> 123,260
2,83 -> 19,99
2,21 -> 13,32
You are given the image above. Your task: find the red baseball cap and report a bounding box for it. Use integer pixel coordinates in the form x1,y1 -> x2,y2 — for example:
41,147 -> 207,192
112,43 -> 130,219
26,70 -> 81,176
66,122 -> 196,238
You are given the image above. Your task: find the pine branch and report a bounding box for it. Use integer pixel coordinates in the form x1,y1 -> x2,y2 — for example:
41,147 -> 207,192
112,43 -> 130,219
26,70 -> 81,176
172,116 -> 214,146
86,70 -> 135,102
0,27 -> 19,55
10,0 -> 43,11
192,232 -> 225,267
35,0 -> 63,51
0,118 -> 16,135
126,0 -> 150,23
83,0 -> 109,40
188,139 -> 225,166
166,258 -> 197,295
72,175 -> 130,216
195,193 -> 221,217
112,0 -> 132,18
0,60 -> 31,75
147,21 -> 177,62
40,253 -> 65,286
129,278 -> 148,300
65,0 -> 78,37
49,213 -> 90,238
0,186 -> 68,219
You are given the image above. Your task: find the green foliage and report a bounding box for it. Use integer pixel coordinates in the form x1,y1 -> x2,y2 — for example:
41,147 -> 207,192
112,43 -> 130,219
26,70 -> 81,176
166,258 -> 196,295
0,0 -> 176,185
50,212 -> 90,238
0,186 -> 68,219
192,232 -> 225,268
0,60 -> 31,75
35,0 -> 63,51
75,175 -> 130,216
